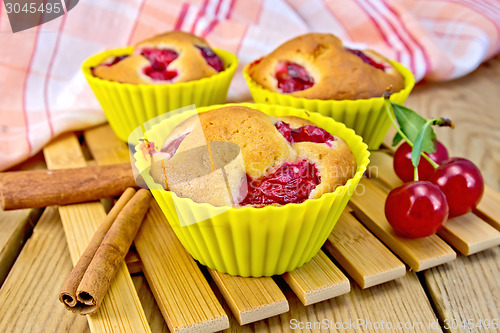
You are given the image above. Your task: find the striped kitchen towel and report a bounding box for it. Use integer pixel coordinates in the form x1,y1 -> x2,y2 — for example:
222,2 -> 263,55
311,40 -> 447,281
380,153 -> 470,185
1,0 -> 499,171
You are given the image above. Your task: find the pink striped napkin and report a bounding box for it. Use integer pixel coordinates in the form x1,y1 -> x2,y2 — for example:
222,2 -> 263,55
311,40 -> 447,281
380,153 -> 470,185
1,0 -> 499,171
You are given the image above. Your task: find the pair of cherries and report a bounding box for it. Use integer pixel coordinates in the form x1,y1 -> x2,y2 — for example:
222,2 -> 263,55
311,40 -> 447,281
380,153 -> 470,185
385,141 -> 484,238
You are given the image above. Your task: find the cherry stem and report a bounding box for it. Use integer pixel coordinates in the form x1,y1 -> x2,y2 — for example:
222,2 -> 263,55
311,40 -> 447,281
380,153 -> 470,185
384,99 -> 440,170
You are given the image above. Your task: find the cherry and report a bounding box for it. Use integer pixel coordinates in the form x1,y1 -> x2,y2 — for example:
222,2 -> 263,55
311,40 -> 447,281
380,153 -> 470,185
275,121 -> 293,142
239,160 -> 320,206
345,48 -> 386,70
385,181 -> 449,238
430,158 -> 484,217
140,48 -> 179,81
274,121 -> 334,145
196,46 -> 224,72
275,61 -> 314,93
393,141 -> 449,182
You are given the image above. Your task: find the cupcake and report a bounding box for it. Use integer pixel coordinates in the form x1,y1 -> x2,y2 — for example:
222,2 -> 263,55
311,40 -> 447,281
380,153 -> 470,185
134,103 -> 370,277
82,31 -> 238,142
244,33 -> 415,149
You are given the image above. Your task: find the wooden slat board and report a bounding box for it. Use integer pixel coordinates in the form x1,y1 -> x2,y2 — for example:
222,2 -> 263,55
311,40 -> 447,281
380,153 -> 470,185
369,151 -> 500,255
281,250 -> 350,306
84,126 -> 173,333
324,210 -> 406,289
475,185 -> 500,231
437,213 -> 500,256
424,247 -> 500,333
82,123 -> 500,331
350,177 -> 456,271
0,207 -> 90,332
43,134 -> 151,333
210,270 -> 288,325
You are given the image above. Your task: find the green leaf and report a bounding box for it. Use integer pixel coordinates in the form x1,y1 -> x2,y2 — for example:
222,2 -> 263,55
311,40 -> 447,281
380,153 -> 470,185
411,120 -> 434,168
392,132 -> 403,146
391,102 -> 437,153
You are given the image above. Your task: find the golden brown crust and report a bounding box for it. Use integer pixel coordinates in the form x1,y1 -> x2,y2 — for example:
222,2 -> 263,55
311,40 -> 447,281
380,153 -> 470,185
93,31 -> 220,84
150,106 -> 357,207
249,33 -> 405,100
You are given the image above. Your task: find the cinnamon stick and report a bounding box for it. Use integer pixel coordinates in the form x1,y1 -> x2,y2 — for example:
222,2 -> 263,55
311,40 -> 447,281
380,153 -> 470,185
59,188 -> 152,315
0,163 -> 139,210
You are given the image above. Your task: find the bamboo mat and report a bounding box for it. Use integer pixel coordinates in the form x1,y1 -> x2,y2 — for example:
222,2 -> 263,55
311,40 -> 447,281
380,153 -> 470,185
1,123 -> 500,332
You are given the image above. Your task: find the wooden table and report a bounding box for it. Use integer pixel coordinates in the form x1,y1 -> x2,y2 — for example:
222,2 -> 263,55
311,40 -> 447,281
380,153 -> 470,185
0,55 -> 499,332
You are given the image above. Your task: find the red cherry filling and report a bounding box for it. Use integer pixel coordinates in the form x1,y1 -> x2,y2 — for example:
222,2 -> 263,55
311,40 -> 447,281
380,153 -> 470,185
275,61 -> 314,93
274,121 -> 334,145
161,133 -> 189,158
196,46 -> 224,72
345,48 -> 386,70
240,160 -> 321,206
140,48 -> 179,81
139,140 -> 158,160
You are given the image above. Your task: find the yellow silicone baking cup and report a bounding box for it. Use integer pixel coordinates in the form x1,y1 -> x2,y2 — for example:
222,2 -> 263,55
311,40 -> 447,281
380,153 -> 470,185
82,47 -> 238,142
243,61 -> 415,150
134,103 -> 370,277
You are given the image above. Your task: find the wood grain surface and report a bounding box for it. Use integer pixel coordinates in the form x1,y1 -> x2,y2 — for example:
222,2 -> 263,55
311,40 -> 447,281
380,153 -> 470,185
405,55 -> 500,333
0,152 -> 46,286
424,247 -> 500,333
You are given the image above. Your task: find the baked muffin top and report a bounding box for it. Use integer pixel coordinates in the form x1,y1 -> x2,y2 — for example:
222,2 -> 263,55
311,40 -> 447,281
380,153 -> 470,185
93,31 -> 225,84
249,33 -> 405,100
146,105 -> 357,207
